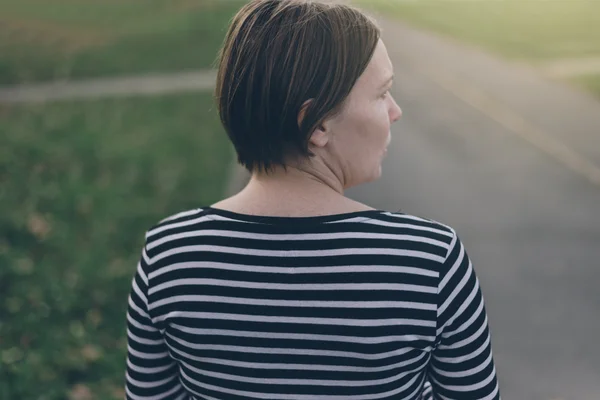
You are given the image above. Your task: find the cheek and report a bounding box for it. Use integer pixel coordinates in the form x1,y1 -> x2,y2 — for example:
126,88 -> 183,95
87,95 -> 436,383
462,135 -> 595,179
352,107 -> 389,154
333,103 -> 389,158
379,101 -> 393,126
372,103 -> 392,140
359,102 -> 389,132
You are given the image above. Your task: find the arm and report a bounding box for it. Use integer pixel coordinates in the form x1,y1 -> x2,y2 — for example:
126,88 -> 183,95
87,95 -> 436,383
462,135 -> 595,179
429,230 -> 501,400
125,245 -> 187,400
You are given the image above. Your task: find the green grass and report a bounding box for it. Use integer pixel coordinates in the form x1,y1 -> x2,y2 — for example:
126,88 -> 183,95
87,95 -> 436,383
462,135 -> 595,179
358,0 -> 600,61
572,74 -> 600,99
0,0 -> 247,84
0,92 -> 234,399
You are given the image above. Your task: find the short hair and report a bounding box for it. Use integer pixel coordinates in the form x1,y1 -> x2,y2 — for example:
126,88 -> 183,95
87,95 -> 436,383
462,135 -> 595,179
215,0 -> 380,173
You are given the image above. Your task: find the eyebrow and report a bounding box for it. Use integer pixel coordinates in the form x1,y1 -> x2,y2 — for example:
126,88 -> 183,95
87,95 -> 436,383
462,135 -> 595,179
379,74 -> 394,89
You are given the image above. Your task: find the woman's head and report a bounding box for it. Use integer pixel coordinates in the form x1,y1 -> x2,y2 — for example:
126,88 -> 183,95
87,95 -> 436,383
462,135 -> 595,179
215,0 -> 401,188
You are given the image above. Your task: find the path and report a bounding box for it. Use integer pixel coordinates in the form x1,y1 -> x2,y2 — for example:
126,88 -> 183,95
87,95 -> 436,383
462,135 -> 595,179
346,13 -> 600,400
540,57 -> 600,78
3,9 -> 600,399
0,70 -> 216,103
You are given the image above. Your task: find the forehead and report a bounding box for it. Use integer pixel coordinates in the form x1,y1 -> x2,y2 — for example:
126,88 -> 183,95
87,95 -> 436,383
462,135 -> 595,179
336,40 -> 393,113
356,40 -> 393,87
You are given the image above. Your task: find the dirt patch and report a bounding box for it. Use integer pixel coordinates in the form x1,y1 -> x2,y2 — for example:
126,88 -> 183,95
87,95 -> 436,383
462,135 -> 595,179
540,57 -> 600,78
0,18 -> 109,53
169,0 -> 230,12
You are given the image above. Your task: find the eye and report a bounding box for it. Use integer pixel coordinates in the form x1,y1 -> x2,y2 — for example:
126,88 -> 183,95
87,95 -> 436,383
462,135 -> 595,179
380,90 -> 389,99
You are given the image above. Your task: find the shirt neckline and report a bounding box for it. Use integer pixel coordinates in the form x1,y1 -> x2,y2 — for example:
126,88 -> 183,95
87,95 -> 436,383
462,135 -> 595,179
204,206 -> 387,225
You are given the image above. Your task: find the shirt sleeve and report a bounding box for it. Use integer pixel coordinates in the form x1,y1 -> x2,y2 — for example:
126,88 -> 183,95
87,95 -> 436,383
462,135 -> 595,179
125,244 -> 188,400
428,230 -> 501,400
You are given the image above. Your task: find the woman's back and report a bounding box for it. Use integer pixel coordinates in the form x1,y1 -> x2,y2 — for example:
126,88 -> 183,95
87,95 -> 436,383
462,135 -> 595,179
125,0 -> 500,397
126,207 -> 499,399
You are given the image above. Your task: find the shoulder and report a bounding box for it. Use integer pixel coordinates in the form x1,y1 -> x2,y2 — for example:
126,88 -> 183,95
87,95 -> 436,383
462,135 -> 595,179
351,210 -> 458,268
140,207 -> 219,254
146,207 -> 207,233
375,211 -> 470,279
372,210 -> 457,247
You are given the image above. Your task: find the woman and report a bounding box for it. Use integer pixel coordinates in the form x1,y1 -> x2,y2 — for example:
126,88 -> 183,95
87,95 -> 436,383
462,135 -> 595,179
125,1 -> 501,399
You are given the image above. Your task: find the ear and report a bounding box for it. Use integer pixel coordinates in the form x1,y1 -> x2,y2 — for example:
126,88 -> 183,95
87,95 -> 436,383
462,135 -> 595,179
309,124 -> 329,148
297,99 -> 312,129
298,99 -> 330,148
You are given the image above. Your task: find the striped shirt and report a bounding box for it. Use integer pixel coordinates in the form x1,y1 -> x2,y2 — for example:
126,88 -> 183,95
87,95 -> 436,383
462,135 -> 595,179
125,207 -> 500,400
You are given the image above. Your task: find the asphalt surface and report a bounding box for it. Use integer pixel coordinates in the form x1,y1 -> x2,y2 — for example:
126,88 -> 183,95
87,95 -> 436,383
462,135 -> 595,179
5,9 -> 597,399
348,17 -> 600,400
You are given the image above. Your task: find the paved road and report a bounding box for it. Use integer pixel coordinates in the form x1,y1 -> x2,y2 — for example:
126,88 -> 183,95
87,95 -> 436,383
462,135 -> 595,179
348,16 -> 600,400
5,7 -> 598,398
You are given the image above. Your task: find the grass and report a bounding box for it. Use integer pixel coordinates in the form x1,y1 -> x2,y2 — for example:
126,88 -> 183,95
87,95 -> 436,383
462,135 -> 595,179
358,0 -> 600,61
0,0 -> 247,84
0,92 -> 234,399
0,0 -> 239,397
573,74 -> 600,99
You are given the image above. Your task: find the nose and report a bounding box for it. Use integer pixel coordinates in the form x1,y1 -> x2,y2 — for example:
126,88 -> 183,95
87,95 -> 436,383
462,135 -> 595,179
389,96 -> 402,123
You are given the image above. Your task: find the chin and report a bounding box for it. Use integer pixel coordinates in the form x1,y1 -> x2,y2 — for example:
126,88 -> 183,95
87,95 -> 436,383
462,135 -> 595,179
345,164 -> 384,189
373,165 -> 383,180
364,166 -> 384,185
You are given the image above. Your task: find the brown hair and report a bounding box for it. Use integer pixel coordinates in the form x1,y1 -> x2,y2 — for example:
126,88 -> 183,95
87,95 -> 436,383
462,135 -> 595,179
215,0 -> 380,173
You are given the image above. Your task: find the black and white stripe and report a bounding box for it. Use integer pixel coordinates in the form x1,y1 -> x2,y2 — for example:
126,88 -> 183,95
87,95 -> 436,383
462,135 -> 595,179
126,208 -> 500,400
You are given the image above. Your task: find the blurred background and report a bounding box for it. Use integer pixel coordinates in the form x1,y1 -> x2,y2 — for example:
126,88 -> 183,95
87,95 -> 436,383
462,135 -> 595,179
0,0 -> 599,399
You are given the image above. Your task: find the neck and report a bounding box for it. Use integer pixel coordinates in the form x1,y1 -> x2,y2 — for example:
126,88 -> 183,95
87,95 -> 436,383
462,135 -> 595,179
212,159 -> 373,217
250,162 -> 344,196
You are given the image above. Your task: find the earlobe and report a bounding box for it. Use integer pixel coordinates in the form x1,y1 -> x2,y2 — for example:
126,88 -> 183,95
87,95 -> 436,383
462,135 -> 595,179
300,99 -> 329,148
309,125 -> 329,148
